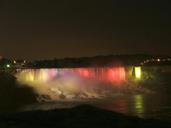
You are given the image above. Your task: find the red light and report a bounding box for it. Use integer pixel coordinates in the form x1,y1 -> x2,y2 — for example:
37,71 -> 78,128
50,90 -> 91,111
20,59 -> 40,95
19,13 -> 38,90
77,68 -> 92,78
107,67 -> 126,84
70,67 -> 126,85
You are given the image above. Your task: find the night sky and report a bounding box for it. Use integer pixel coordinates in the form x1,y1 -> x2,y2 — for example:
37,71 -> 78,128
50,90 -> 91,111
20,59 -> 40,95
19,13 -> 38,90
0,0 -> 170,60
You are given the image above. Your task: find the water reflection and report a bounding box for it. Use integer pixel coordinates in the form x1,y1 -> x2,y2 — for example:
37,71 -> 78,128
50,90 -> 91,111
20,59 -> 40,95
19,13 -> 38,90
98,97 -> 129,114
134,95 -> 144,118
96,95 -> 145,118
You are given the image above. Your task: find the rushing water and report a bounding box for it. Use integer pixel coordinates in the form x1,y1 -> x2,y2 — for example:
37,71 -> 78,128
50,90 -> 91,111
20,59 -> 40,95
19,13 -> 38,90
15,66 -> 171,121
16,67 -> 128,101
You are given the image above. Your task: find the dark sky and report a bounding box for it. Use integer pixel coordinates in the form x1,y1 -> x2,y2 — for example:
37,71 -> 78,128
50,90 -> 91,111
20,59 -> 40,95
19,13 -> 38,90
0,0 -> 170,60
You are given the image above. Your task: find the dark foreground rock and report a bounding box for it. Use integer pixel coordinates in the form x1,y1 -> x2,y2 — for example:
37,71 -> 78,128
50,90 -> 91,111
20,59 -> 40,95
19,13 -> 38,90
0,105 -> 171,128
0,72 -> 37,112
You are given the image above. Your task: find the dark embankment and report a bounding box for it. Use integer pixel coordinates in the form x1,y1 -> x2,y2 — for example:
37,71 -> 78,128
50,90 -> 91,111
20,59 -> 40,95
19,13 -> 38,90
0,72 -> 37,113
0,105 -> 171,128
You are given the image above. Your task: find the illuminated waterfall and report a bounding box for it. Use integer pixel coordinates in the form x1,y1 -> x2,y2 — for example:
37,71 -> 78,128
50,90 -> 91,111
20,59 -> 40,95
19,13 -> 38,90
15,67 -> 127,101
134,67 -> 142,79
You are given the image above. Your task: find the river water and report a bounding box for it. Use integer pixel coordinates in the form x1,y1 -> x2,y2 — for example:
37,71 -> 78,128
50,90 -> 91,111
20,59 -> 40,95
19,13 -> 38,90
98,93 -> 171,121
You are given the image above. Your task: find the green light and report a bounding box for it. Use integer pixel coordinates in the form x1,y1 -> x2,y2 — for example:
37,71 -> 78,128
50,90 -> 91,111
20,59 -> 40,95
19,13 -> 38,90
6,64 -> 11,68
135,67 -> 141,79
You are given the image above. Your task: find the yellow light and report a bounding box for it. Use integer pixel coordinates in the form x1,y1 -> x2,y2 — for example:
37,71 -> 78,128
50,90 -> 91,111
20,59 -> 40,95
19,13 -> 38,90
27,73 -> 34,82
14,60 -> 17,64
135,67 -> 141,79
134,95 -> 144,118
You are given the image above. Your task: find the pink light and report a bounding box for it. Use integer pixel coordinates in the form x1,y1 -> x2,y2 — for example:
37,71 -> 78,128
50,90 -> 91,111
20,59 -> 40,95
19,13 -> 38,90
48,69 -> 58,78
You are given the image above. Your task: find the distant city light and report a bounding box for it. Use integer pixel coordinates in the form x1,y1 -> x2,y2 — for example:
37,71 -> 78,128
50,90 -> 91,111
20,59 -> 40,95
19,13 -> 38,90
135,67 -> 141,79
6,64 -> 11,68
157,59 -> 161,62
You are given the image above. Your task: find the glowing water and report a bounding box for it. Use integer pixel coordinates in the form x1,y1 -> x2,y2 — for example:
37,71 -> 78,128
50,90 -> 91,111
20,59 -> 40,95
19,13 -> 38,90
15,67 -> 126,101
